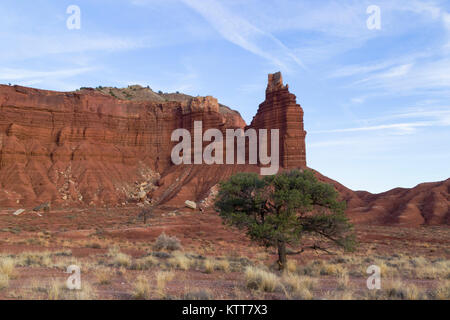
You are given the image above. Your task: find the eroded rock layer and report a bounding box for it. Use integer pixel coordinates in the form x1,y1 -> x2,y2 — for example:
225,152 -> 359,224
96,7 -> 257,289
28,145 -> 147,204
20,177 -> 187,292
0,84 -> 245,207
248,72 -> 307,168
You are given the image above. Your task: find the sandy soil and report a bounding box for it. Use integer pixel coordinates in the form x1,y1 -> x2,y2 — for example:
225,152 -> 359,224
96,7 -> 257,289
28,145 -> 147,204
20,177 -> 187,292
0,206 -> 448,300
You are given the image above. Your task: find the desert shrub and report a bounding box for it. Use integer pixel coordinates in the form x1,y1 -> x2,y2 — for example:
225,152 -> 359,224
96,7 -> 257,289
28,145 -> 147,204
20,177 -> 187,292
131,255 -> 158,270
154,233 -> 182,252
152,252 -> 172,259
409,256 -> 428,268
430,280 -> 450,300
86,242 -> 102,249
112,253 -> 131,267
16,251 -> 53,267
214,259 -> 231,273
184,289 -> 213,300
53,250 -> 72,257
325,290 -> 354,300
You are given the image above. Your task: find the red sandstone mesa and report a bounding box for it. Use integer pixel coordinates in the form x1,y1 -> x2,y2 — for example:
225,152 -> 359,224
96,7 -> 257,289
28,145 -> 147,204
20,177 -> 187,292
0,74 -> 448,226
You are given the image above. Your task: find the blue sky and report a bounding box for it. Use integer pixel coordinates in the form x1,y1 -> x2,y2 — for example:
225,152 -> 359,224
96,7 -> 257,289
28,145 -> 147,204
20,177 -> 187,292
1,0 -> 449,193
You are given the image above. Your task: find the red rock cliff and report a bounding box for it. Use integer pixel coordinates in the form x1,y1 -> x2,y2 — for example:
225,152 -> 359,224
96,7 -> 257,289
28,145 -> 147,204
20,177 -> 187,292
0,84 -> 245,207
248,72 -> 307,168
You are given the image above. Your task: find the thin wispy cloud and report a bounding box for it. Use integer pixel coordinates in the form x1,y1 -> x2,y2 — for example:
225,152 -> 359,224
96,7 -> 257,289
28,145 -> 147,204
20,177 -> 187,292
0,34 -> 151,62
327,2 -> 450,97
311,121 -> 436,134
180,0 -> 305,71
365,107 -> 450,123
310,107 -> 450,136
353,59 -> 450,94
354,63 -> 414,84
0,67 -> 95,91
0,67 -> 93,81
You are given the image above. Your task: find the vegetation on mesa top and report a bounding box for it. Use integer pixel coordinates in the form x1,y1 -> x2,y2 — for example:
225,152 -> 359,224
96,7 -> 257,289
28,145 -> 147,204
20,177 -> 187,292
77,85 -> 236,114
214,169 -> 357,270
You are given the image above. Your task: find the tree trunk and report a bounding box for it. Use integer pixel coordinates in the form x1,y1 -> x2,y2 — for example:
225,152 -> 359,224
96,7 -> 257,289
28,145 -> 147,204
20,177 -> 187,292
277,240 -> 287,271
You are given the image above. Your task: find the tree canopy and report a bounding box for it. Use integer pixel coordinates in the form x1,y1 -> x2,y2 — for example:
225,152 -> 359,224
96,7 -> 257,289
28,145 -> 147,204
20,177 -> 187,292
215,169 -> 356,270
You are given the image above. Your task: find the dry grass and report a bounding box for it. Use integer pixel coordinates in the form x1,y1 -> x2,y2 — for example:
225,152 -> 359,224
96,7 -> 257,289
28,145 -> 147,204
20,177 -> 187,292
70,282 -> 97,300
108,247 -> 132,268
156,271 -> 175,298
336,270 -> 349,290
282,274 -> 314,291
0,229 -> 446,301
168,252 -> 192,271
133,275 -> 152,299
44,279 -> 97,300
286,260 -> 298,273
95,268 -> 113,285
385,280 -> 421,300
365,279 -> 424,300
214,259 -> 231,273
320,262 -> 348,276
0,274 -> 9,290
0,258 -> 16,279
47,279 -> 61,300
245,266 -> 280,292
6,250 -> 72,269
281,273 -> 317,300
203,258 -> 215,274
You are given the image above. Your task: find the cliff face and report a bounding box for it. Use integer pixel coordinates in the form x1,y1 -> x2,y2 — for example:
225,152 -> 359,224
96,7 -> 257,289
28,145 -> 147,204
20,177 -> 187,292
0,84 -> 245,207
0,73 -> 306,208
248,72 -> 307,168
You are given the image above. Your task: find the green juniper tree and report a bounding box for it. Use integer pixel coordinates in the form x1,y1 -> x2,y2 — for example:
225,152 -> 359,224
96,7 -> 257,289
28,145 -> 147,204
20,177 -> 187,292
215,169 -> 356,270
